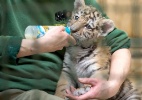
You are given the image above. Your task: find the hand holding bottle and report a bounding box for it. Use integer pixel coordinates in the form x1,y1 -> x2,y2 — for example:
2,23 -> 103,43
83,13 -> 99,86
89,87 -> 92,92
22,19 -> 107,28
17,26 -> 76,58
37,26 -> 76,52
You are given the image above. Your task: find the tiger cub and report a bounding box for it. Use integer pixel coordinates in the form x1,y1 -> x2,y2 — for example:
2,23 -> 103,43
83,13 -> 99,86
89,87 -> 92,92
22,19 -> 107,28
55,0 -> 142,100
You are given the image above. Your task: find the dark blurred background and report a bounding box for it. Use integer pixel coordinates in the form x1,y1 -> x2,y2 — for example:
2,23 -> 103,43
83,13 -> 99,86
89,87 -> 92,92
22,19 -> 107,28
97,0 -> 142,92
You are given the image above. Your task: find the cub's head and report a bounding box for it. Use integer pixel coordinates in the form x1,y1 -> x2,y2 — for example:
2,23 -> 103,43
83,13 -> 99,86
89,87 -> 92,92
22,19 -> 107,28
68,0 -> 115,48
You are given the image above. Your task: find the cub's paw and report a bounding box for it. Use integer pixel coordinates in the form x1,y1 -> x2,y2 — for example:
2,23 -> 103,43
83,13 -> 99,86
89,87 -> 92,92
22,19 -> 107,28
73,86 -> 91,96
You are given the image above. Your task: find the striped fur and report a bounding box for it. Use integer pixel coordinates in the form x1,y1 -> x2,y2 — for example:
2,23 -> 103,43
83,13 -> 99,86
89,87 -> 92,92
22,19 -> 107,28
55,0 -> 142,99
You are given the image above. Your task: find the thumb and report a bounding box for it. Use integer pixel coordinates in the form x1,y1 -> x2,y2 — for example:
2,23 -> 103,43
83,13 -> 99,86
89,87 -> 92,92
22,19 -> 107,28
78,78 -> 98,86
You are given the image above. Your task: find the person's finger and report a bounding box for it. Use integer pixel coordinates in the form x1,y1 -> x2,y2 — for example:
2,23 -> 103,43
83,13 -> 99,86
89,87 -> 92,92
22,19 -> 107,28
65,93 -> 78,100
70,86 -> 76,93
78,78 -> 98,86
68,35 -> 76,46
66,91 -> 91,100
66,88 -> 79,100
75,90 -> 93,100
65,42 -> 70,47
57,26 -> 65,31
66,89 -> 72,95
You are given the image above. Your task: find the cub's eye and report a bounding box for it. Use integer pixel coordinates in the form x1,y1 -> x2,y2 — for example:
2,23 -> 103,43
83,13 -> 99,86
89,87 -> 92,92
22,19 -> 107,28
85,24 -> 92,29
74,16 -> 79,20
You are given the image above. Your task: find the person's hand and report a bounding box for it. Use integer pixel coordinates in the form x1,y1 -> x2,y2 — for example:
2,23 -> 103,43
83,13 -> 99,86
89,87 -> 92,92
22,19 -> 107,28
66,78 -> 119,100
37,26 -> 76,52
17,26 -> 76,57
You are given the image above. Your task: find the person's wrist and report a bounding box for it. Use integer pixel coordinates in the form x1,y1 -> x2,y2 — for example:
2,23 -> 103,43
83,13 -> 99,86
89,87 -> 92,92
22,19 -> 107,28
36,37 -> 47,53
107,80 -> 121,98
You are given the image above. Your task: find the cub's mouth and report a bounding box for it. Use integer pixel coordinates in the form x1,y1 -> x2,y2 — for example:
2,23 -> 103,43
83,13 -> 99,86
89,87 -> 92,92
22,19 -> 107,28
70,26 -> 79,33
71,30 -> 78,34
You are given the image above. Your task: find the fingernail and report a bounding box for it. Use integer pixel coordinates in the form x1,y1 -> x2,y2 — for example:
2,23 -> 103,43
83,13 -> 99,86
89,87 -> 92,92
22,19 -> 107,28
78,78 -> 83,81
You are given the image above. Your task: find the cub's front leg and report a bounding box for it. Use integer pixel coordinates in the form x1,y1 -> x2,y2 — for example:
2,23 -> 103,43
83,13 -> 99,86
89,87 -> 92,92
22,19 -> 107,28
55,71 -> 74,99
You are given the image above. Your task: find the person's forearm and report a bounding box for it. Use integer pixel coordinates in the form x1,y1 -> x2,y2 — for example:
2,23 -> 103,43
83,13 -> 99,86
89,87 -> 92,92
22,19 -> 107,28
108,48 -> 131,95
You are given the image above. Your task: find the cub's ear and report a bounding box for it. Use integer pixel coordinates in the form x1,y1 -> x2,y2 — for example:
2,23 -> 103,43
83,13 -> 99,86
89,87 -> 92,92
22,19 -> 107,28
74,0 -> 85,10
99,19 -> 115,36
